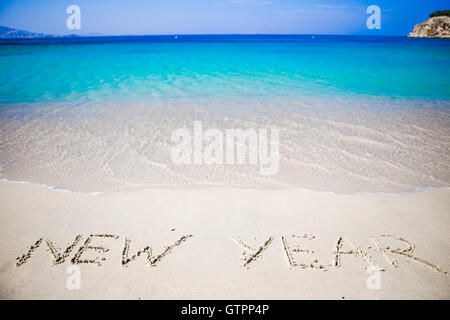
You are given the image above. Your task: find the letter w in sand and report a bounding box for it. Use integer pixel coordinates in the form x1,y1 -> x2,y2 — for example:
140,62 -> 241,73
231,236 -> 274,268
121,234 -> 193,267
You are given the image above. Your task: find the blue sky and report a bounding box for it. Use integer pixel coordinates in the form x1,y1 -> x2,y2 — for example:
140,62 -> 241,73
0,0 -> 448,36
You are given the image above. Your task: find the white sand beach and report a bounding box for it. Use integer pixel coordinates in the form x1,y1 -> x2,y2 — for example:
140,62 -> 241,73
0,97 -> 449,299
0,181 -> 449,299
1,0 -> 450,304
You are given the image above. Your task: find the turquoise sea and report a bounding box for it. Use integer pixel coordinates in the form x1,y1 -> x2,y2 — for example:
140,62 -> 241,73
0,35 -> 449,193
0,35 -> 449,104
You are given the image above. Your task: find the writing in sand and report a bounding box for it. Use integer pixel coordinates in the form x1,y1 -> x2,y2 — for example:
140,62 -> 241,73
15,233 -> 446,274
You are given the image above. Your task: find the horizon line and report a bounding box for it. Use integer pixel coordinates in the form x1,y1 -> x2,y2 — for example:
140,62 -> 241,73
1,32 -> 411,39
0,26 -> 410,38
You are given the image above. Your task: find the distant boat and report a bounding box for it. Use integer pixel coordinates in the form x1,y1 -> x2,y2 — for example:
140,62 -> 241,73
174,35 -> 179,39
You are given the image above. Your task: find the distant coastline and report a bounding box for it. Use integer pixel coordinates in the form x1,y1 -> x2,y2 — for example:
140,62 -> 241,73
0,26 -> 104,39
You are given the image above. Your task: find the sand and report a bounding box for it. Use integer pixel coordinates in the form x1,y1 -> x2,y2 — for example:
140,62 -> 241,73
0,180 -> 448,299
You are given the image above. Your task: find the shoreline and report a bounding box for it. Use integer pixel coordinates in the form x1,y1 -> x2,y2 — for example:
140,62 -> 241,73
1,177 -> 450,196
1,98 -> 449,194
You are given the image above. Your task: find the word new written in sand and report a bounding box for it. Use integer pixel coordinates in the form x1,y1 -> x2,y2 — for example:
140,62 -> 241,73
15,233 -> 446,274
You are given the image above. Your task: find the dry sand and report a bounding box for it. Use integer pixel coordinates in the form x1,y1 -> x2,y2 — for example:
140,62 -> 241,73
0,180 -> 448,299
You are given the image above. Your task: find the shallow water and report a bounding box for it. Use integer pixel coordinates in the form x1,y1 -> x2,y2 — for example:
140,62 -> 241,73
0,97 -> 448,193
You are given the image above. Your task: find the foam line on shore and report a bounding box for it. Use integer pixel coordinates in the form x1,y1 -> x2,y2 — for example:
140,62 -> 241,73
1,178 -> 449,196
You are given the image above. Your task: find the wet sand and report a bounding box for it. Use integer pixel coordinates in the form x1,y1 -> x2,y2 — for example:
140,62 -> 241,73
1,97 -> 449,194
